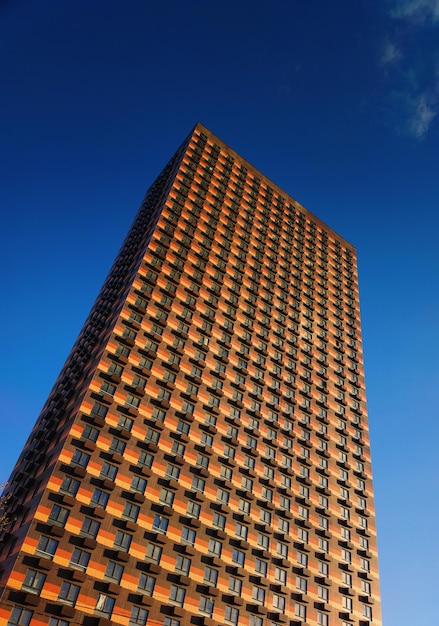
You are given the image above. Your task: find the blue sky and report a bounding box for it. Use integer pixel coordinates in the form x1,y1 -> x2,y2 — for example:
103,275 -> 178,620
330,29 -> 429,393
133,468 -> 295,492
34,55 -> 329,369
1,1 -> 438,624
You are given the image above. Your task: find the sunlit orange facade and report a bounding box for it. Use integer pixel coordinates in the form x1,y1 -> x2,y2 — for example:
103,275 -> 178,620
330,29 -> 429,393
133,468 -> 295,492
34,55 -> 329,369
0,124 -> 381,626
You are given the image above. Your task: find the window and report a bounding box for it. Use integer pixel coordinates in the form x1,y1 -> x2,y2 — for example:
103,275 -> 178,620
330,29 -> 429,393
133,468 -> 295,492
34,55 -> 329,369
182,400 -> 195,414
114,530 -> 132,552
250,616 -> 263,626
342,596 -> 353,613
299,484 -> 309,499
274,567 -> 287,584
208,538 -> 222,556
298,505 -> 308,519
172,441 -> 186,456
252,586 -> 265,604
60,475 -> 80,496
296,576 -> 307,592
196,453 -> 210,470
276,542 -> 288,559
82,424 -> 99,442
7,607 -> 33,626
358,497 -> 367,509
192,476 -> 205,493
360,557 -> 370,572
217,488 -> 230,504
169,584 -> 186,607
139,355 -> 153,369
200,425 -> 217,447
109,359 -> 124,375
22,569 -> 46,593
225,606 -> 239,625
123,501 -> 140,522
145,428 -> 160,444
260,509 -> 271,525
91,402 -> 108,418
134,451 -> 151,469
151,407 -> 166,423
204,566 -> 218,585
101,380 -> 116,396
319,475 -> 328,489
163,464 -> 179,482
176,419 -> 190,435
105,560 -> 124,583
186,500 -> 201,518
131,475 -> 147,493
261,486 -> 273,502
318,538 -> 329,554
133,374 -> 147,389
317,611 -> 328,626
163,620 -> 180,626
70,548 -> 91,571
157,388 -> 171,403
317,515 -> 328,531
181,526 -> 196,545
299,465 -> 309,478
273,594 -> 285,611
100,462 -> 118,481
220,465 -> 233,481
58,581 -> 80,606
255,558 -> 268,576
247,435 -> 257,449
297,551 -> 308,567
199,596 -> 214,617
223,444 -> 236,459
340,506 -> 350,520
49,620 -> 69,626
213,512 -> 226,530
175,555 -> 191,575
36,535 -> 58,559
278,518 -> 289,534
318,585 -> 329,602
119,415 -> 134,430
109,437 -> 126,454
294,603 -> 306,619
152,514 -> 169,534
360,536 -> 369,550
91,488 -> 110,508
145,543 -> 162,563
228,576 -> 242,594
232,548 -> 245,566
130,606 -> 149,626
81,516 -> 100,538
72,449 -> 90,468
95,594 -> 115,616
138,573 -> 156,596
361,580 -> 371,596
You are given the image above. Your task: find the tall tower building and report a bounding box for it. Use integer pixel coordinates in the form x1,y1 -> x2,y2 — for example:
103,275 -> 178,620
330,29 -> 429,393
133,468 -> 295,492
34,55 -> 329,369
0,124 -> 381,626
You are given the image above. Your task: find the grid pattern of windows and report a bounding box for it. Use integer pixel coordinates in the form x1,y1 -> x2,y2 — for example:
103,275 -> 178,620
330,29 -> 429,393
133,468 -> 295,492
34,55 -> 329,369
0,124 -> 381,626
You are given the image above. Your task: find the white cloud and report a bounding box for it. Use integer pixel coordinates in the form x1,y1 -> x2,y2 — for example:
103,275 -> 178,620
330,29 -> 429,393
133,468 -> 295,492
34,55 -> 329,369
408,93 -> 437,137
391,0 -> 439,23
382,2 -> 439,136
380,41 -> 403,67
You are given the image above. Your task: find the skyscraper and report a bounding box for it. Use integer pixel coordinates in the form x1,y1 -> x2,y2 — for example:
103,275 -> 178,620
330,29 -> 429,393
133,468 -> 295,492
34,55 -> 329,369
0,123 -> 381,626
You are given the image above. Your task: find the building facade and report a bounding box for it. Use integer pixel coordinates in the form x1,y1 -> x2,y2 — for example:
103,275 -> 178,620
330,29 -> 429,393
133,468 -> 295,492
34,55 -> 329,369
0,124 -> 381,626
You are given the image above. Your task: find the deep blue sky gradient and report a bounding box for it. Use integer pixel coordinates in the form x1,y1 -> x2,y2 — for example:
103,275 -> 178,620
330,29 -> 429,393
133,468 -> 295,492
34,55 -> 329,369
1,2 -> 439,624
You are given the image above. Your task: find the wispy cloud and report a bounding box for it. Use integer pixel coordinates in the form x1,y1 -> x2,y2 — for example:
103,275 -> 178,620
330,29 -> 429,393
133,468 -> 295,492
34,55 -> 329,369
408,93 -> 438,137
391,0 -> 439,23
380,41 -> 403,67
380,1 -> 439,137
